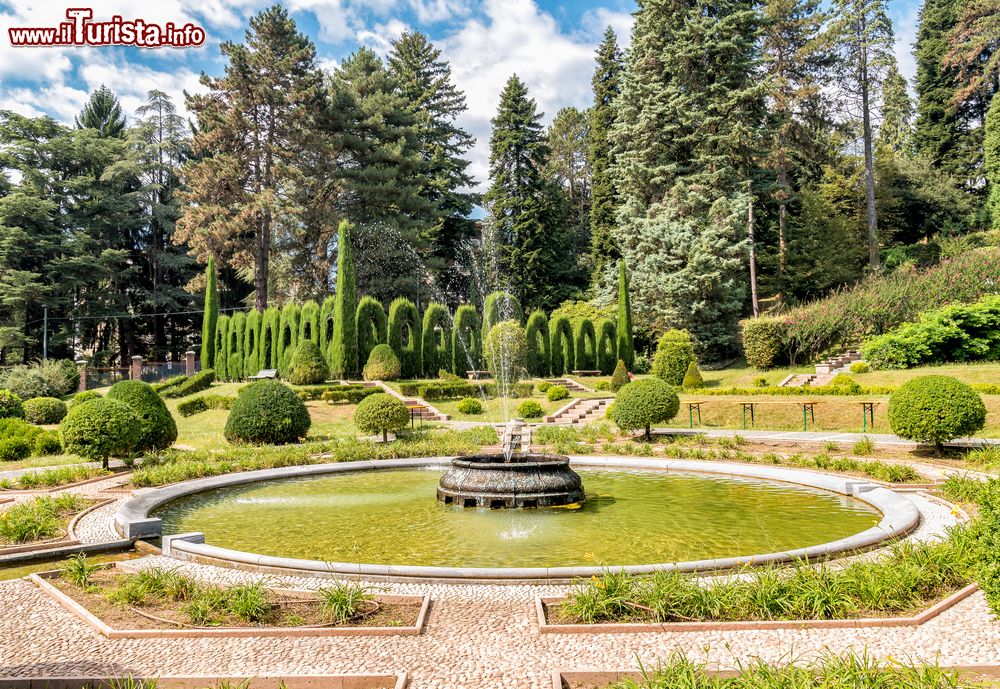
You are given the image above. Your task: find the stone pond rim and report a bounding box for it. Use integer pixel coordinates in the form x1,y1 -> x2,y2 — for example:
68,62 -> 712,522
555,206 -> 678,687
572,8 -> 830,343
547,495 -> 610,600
435,453 -> 586,508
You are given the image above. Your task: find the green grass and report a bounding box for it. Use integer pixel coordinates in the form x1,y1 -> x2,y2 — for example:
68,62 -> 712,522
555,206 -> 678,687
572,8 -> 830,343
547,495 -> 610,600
319,581 -> 375,624
0,465 -> 109,491
700,361 -> 1000,390
0,453 -> 80,472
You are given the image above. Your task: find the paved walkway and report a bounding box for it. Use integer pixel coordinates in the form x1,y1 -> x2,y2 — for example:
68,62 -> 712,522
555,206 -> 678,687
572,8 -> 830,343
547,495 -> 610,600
656,427 -> 1000,448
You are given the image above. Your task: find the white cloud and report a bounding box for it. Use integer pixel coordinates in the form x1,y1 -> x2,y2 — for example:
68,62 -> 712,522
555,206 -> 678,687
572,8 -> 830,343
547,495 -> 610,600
357,18 -> 409,55
579,7 -> 634,49
408,0 -> 469,24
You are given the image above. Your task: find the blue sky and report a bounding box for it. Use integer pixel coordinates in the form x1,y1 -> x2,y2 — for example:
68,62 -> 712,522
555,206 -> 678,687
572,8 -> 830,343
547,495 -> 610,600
1,0 -> 921,187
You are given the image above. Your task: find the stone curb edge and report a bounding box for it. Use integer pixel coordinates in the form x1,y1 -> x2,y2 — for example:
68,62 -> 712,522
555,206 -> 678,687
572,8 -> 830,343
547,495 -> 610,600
0,674 -> 409,689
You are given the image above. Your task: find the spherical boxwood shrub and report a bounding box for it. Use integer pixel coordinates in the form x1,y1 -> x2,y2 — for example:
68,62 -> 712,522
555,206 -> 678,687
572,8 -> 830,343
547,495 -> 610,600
537,381 -> 552,393
107,380 -> 178,452
224,380 -> 311,445
0,390 -> 25,420
70,390 -> 102,408
353,392 -> 409,442
516,399 -> 544,419
546,384 -> 569,402
363,344 -> 402,381
60,398 -> 141,468
456,397 -> 483,415
23,397 -> 68,425
287,340 -> 330,385
0,436 -> 32,461
888,375 -> 986,450
34,431 -> 62,456
611,378 -> 680,440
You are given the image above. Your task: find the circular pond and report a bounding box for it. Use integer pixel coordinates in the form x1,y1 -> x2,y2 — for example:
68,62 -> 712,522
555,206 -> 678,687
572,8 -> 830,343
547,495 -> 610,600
154,467 -> 881,569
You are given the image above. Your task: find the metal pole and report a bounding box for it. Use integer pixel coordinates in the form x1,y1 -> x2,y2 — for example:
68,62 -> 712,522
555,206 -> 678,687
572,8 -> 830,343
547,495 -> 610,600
42,307 -> 48,360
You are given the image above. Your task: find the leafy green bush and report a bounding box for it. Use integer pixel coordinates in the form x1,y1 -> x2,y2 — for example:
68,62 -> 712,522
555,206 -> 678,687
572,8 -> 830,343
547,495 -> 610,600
828,373 -> 861,393
596,319 -> 617,374
516,399 -> 544,419
363,344 -> 402,381
549,316 -> 575,376
850,361 -> 870,373
0,360 -> 77,400
651,330 -> 695,386
23,397 -> 67,425
573,318 -> 597,371
888,376 -> 986,449
69,390 -> 101,408
287,340 -> 329,385
177,395 -> 235,417
525,309 -> 551,377
977,480 -> 1000,615
0,390 -> 24,420
388,297 -> 422,378
611,378 -> 679,439
752,375 -> 768,387
421,302 -> 452,377
546,384 -> 569,401
456,397 -> 483,414
740,317 -> 787,370
224,381 -> 311,445
681,361 -> 704,388
162,369 -> 215,398
537,381 -> 552,393
595,381 -> 611,391
353,392 -> 409,442
484,320 -> 528,388
0,494 -> 85,543
107,380 -> 178,453
34,431 -> 62,456
60,398 -> 141,467
610,360 -> 629,391
0,437 -> 31,461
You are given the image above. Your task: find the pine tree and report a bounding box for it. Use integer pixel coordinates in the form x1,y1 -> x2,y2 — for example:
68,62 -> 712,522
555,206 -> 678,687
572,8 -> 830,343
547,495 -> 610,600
75,85 -> 127,137
616,259 -> 634,369
545,107 -> 591,293
944,0 -> 999,102
914,0 -> 967,173
587,27 -> 624,280
986,93 -> 1000,229
329,221 -> 358,379
387,31 -> 478,307
201,257 -> 219,370
879,62 -> 915,153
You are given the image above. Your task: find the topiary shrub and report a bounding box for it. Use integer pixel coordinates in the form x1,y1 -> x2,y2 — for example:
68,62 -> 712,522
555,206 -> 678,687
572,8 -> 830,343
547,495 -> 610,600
224,380 -> 311,445
34,431 -> 62,456
260,306 -> 281,371
652,330 -> 696,386
888,375 -> 986,451
277,303 -> 301,378
610,360 -> 629,392
388,297 -> 422,379
537,381 -> 552,393
452,305 -> 482,375
574,319 -> 597,371
828,373 -> 861,393
611,378 -> 680,440
740,317 -> 787,370
70,390 -> 102,408
60,398 -> 141,468
546,384 -> 569,402
484,320 -> 528,391
850,361 -> 871,374
752,376 -> 768,388
482,291 -> 524,349
0,390 -> 25,420
287,340 -> 329,385
596,319 -> 618,375
549,316 -> 575,376
456,397 -> 483,415
0,436 -> 32,461
682,361 -> 704,389
525,309 -> 551,377
353,392 -> 409,442
23,397 -> 67,425
298,299 -> 321,346
243,309 -> 262,378
363,344 -> 402,381
225,311 -> 246,382
107,380 -> 178,453
162,369 -> 215,399
421,302 -> 453,377
516,399 -> 544,419
356,296 -> 388,373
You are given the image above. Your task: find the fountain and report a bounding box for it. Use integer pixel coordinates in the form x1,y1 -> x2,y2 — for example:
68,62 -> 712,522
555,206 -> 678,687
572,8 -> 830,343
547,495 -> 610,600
436,419 -> 585,508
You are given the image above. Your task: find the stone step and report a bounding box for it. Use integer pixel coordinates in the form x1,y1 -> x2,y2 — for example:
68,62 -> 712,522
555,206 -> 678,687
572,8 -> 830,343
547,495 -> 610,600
545,378 -> 589,393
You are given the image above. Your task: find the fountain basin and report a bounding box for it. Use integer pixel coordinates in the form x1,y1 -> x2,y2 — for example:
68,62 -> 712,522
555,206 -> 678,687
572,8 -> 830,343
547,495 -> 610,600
437,453 -> 585,508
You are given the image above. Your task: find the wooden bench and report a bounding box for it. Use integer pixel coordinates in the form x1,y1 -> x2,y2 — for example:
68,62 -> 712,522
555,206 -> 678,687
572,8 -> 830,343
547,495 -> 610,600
248,369 -> 278,380
571,370 -> 602,377
741,400 -> 819,430
857,401 -> 879,432
466,370 -> 492,380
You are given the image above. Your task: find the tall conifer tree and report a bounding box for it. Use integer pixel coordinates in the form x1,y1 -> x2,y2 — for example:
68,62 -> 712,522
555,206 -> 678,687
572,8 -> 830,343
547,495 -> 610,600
588,27 -> 624,281
201,257 -> 219,370
329,221 -> 358,378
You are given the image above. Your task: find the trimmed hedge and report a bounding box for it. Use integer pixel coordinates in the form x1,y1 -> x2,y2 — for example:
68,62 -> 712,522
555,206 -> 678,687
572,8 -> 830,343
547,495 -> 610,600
388,297 -> 422,378
421,302 -> 453,377
697,384 -> 895,396
452,305 -> 482,374
162,369 -> 216,399
225,311 -> 245,382
70,390 -> 102,407
457,397 -> 483,414
356,296 -> 387,373
23,397 -> 67,425
611,378 -> 680,439
399,381 -> 534,400
243,309 -> 262,378
596,319 -> 617,374
525,309 -> 550,377
546,384 -> 569,402
0,390 -> 24,420
107,380 -> 178,453
177,395 -> 236,417
550,316 -> 575,376
277,303 -> 301,377
213,314 -> 230,381
888,376 -> 986,448
682,361 -> 704,389
363,344 -> 402,381
152,375 -> 187,394
574,318 -> 597,371
611,360 -> 629,391
741,317 -> 786,370
516,399 -> 544,419
652,330 -> 696,386
59,398 -> 141,466
289,384 -> 378,403
287,340 -> 329,385
319,295 -> 337,358
298,299 -> 321,346
260,306 -> 281,371
484,320 -> 528,388
353,392 -> 409,442
224,381 -> 311,445
482,291 -> 523,349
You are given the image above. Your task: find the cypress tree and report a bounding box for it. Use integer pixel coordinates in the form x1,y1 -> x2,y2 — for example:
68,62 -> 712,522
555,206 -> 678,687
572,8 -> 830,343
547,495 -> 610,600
452,305 -> 481,374
388,297 -> 422,378
227,311 -> 246,382
616,260 -> 634,370
243,309 -> 262,378
421,302 -> 452,376
356,296 -> 388,372
588,27 -> 624,279
319,295 -> 337,356
329,220 -> 358,379
525,309 -> 551,377
200,257 -> 218,370
879,63 -> 915,153
213,314 -> 230,380
277,303 -> 300,377
298,300 -> 321,346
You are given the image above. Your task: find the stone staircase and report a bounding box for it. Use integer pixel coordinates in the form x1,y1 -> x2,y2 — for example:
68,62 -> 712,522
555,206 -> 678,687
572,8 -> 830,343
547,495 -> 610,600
545,377 -> 591,393
780,372 -> 835,388
370,380 -> 450,421
778,350 -> 863,388
544,397 -> 613,424
815,350 -> 862,374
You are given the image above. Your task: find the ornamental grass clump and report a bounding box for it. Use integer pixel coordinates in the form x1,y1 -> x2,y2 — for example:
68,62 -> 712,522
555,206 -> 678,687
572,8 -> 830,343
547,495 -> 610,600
319,581 -> 375,624
0,493 -> 85,544
224,380 -> 311,445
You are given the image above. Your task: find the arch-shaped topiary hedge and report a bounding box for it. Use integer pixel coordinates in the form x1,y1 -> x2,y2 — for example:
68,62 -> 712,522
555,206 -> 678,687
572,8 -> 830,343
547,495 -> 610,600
421,302 -> 453,376
574,318 -> 597,371
298,300 -> 321,347
319,295 -> 337,358
243,309 -> 262,378
482,291 -> 523,349
452,305 -> 481,375
549,316 -> 575,376
277,303 -> 300,377
388,297 -> 422,379
525,309 -> 550,377
213,314 -> 230,381
596,319 -> 618,374
260,307 -> 280,372
356,296 -> 388,374
226,311 -> 245,382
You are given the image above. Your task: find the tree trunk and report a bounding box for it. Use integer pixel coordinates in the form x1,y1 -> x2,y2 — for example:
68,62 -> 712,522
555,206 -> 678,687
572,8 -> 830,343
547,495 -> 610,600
861,46 -> 880,272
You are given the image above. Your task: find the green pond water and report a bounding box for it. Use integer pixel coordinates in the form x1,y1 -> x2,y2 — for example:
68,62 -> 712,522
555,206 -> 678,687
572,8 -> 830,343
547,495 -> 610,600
155,468 -> 881,568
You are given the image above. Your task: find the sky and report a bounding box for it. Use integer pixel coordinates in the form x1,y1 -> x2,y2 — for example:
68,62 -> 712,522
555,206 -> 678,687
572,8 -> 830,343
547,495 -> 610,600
0,0 -> 922,189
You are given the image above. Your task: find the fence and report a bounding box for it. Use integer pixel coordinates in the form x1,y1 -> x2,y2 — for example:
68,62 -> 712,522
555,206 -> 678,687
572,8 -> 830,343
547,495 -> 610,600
77,351 -> 198,392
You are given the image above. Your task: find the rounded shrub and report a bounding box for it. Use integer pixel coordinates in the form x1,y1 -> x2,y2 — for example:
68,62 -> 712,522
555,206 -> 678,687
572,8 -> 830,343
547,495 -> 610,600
850,361 -> 871,374
107,380 -> 178,452
363,344 -> 402,381
456,397 -> 483,415
23,397 -> 67,425
34,431 -> 62,456
0,390 -> 25,420
536,381 -> 552,393
740,317 -> 787,370
70,390 -> 101,408
224,380 -> 311,445
353,392 -> 409,442
516,399 -> 544,419
652,330 -> 696,386
611,378 -> 680,439
60,398 -> 141,467
888,375 -> 986,449
752,376 -> 768,388
0,436 -> 32,461
484,320 -> 528,390
610,360 -> 629,392
827,373 -> 861,393
287,340 -> 330,385
546,384 -> 569,402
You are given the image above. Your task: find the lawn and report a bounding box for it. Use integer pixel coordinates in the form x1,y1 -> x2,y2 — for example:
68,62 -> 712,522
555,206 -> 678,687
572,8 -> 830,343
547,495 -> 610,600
701,361 -> 1000,389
